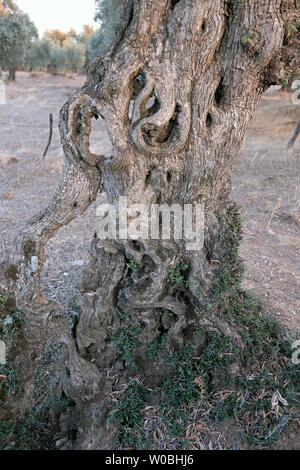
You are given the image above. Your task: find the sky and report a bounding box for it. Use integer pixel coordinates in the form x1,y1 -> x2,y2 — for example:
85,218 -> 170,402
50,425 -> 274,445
16,0 -> 97,38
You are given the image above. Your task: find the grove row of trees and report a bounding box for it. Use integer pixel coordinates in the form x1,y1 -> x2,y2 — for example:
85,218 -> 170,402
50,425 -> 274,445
0,0 -> 124,79
25,26 -> 95,75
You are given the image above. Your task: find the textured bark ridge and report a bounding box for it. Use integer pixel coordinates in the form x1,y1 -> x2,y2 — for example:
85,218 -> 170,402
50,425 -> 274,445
1,0 -> 299,449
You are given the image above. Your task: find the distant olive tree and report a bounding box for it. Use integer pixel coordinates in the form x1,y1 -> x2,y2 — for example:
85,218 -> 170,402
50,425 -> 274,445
26,43 -> 88,76
89,0 -> 123,57
44,29 -> 68,47
77,24 -> 96,69
0,0 -> 17,16
47,45 -> 67,74
0,1 -> 37,80
67,28 -> 79,42
25,39 -> 52,71
64,43 -> 86,73
36,26 -> 93,74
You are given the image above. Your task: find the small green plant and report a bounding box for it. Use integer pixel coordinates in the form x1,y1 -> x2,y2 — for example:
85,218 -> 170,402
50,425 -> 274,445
0,296 -> 22,448
118,311 -> 131,322
0,420 -> 14,449
287,21 -> 300,38
127,257 -> 138,272
0,420 -> 13,439
159,345 -> 207,438
113,324 -> 142,367
209,392 -> 240,422
197,286 -> 204,296
242,31 -> 252,44
0,363 -> 19,396
68,295 -> 80,312
0,296 -> 23,342
199,331 -> 239,371
167,261 -> 189,294
147,334 -> 168,359
212,207 -> 244,299
0,310 -> 23,341
163,309 -> 175,318
108,381 -> 147,447
224,289 -> 283,365
280,77 -> 289,86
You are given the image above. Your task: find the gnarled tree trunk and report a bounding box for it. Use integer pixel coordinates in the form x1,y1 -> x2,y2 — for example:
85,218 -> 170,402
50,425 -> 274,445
1,0 -> 299,450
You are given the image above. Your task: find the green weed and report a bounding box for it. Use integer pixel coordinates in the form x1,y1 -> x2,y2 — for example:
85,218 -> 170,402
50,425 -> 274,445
167,261 -> 189,295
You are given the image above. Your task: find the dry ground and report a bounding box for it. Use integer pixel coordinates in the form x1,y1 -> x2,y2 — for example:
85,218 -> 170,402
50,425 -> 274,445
0,71 -> 299,449
233,90 -> 300,333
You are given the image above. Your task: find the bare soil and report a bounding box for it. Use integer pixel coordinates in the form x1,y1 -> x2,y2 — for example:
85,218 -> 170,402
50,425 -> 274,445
0,72 -> 299,449
233,89 -> 300,333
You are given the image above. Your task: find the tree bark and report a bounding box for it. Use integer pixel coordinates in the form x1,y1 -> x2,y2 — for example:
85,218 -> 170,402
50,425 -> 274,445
8,67 -> 16,81
1,0 -> 299,450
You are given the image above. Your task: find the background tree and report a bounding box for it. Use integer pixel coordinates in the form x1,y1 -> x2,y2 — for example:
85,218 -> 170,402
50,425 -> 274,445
1,0 -> 300,450
77,24 -> 96,69
44,29 -> 67,47
0,0 -> 18,16
26,27 -> 91,74
47,44 -> 67,74
0,1 -> 37,80
25,39 -> 52,71
90,0 -> 123,57
64,42 -> 86,74
67,28 -> 78,42
82,24 -> 96,40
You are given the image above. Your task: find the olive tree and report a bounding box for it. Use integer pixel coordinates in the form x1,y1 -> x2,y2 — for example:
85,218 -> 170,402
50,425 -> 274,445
90,0 -> 123,57
25,39 -> 52,71
64,43 -> 86,73
0,2 -> 37,80
1,0 -> 299,449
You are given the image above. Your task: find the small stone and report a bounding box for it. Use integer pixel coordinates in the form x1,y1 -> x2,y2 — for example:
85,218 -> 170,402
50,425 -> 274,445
72,259 -> 84,267
0,153 -> 19,166
7,158 -> 19,165
55,438 -> 71,450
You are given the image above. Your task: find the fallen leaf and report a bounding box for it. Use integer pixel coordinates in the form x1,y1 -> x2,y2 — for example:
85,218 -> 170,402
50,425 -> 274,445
271,391 -> 289,412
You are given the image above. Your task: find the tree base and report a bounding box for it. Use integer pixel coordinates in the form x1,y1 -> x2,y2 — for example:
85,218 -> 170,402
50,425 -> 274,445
1,204 -> 299,450
2,287 -> 297,450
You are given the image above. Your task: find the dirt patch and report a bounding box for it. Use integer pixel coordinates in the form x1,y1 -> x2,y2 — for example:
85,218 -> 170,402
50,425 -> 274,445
232,90 -> 300,332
